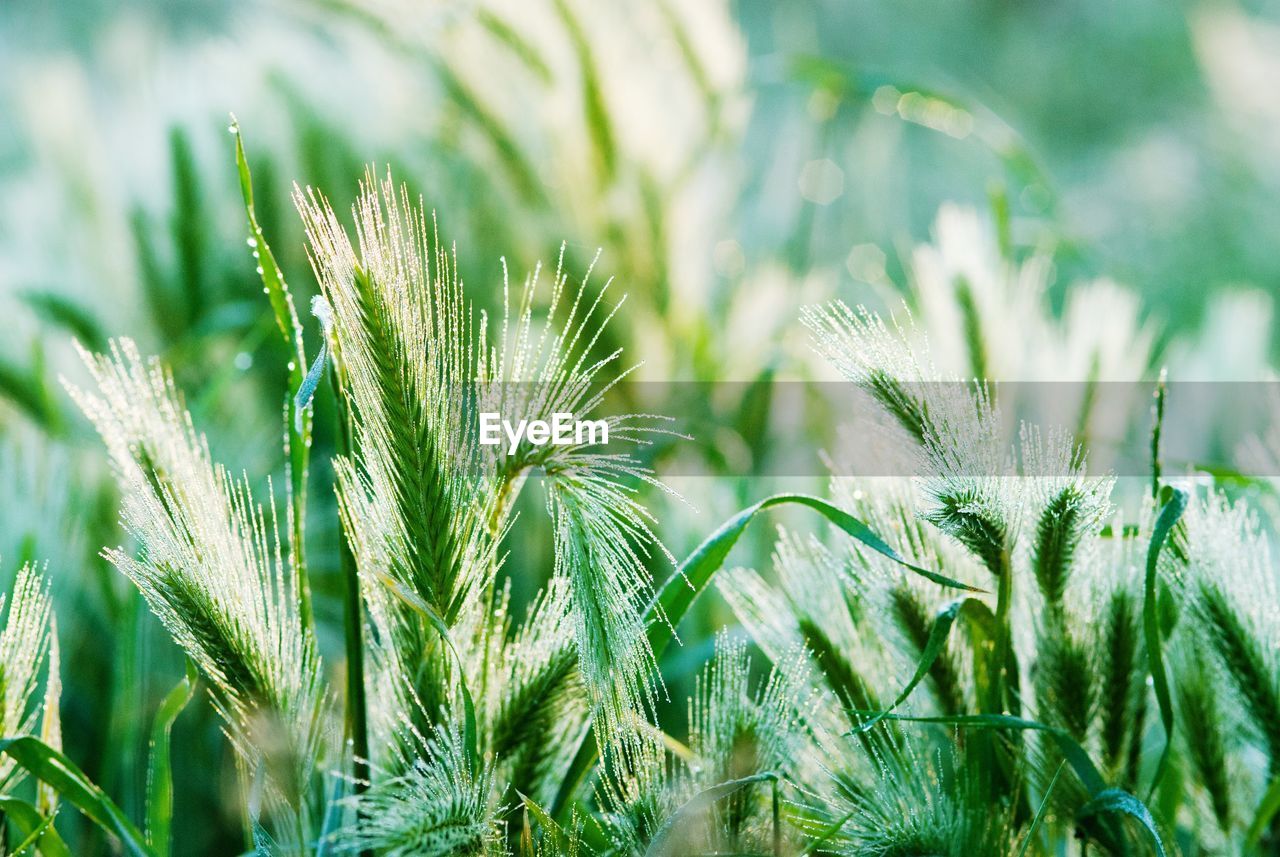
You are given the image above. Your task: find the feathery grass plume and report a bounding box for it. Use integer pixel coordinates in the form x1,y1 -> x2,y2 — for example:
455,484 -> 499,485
1175,648 -> 1233,837
484,578 -> 588,813
338,726 -> 501,857
546,480 -> 665,767
900,206 -> 1156,447
0,564 -> 54,792
475,248 -> 678,767
829,477 -> 975,721
689,637 -> 812,850
1019,425 -> 1111,740
302,173 -> 675,772
806,729 -> 1020,856
801,302 -> 936,447
1193,579 -> 1280,759
913,380 -> 1017,580
65,340 -> 327,834
600,635 -> 811,855
1179,492 -> 1280,767
804,301 -> 1019,577
295,171 -> 491,627
594,727 -> 672,851
1020,423 -> 1113,612
1032,628 -> 1095,741
1097,587 -> 1142,778
717,531 -> 886,726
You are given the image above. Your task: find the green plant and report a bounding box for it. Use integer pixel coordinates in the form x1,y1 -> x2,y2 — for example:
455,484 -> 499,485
11,134 -> 1280,857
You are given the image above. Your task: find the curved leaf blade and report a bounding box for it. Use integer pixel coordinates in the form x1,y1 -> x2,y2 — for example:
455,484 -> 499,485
857,712 -> 1106,794
0,796 -> 73,857
1078,788 -> 1168,857
644,772 -> 778,857
553,493 -> 977,821
1245,774 -> 1280,851
648,493 -> 983,658
852,596 -> 987,733
146,661 -> 198,857
0,736 -> 154,857
1016,760 -> 1066,857
1144,488 -> 1187,797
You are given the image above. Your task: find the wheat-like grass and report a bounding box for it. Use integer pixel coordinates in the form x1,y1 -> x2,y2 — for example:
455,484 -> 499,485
66,340 -> 328,837
0,564 -> 55,793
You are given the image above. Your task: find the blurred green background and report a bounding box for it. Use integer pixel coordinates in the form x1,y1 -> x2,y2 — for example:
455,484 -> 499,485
3,0 -> 1280,851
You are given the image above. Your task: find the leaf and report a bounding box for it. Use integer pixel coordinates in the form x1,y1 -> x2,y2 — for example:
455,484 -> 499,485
477,9 -> 553,83
1144,488 -> 1187,797
9,813 -> 55,856
852,596 -> 988,733
20,289 -> 108,353
168,127 -> 208,329
797,810 -> 856,856
552,0 -> 617,185
1245,774 -> 1280,852
1016,760 -> 1067,857
0,736 -> 155,857
1077,788 -> 1167,857
517,791 -> 569,851
252,818 -> 279,855
0,354 -> 62,434
293,337 -> 328,432
644,772 -> 778,857
313,771 -> 348,857
231,115 -> 315,635
146,661 -> 198,857
0,796 -> 73,857
859,713 -> 1106,794
549,730 -> 598,821
647,493 -> 983,659
230,117 -> 302,361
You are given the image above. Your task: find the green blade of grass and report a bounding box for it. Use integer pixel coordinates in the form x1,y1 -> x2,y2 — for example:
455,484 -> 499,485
0,796 -> 73,857
1016,760 -> 1067,857
851,596 -> 988,733
552,0 -> 617,186
517,791 -> 569,852
1144,488 -> 1187,798
857,712 -> 1105,794
1077,788 -> 1168,857
797,810 -> 857,856
648,492 -> 983,659
0,736 -> 155,857
644,772 -> 778,857
230,117 -> 304,363
1245,774 -> 1280,852
9,812 -> 55,856
145,661 -> 198,857
477,9 -> 553,83
20,289 -> 108,353
230,116 -> 316,638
